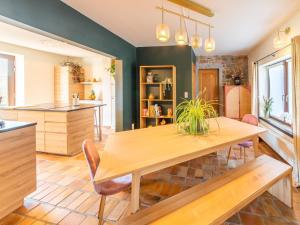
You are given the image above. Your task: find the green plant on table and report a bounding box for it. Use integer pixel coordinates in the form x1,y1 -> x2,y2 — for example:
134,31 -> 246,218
176,94 -> 218,135
263,96 -> 273,118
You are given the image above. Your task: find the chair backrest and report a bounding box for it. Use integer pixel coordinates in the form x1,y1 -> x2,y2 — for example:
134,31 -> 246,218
242,114 -> 258,126
82,139 -> 100,179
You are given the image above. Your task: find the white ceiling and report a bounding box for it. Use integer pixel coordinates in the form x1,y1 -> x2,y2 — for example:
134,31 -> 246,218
62,0 -> 300,56
0,21 -> 105,58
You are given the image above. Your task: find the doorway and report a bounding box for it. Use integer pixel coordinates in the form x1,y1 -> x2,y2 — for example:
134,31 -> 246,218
0,53 -> 15,106
198,69 -> 219,113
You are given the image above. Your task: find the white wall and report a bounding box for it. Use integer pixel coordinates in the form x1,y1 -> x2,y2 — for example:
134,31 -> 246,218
82,56 -> 115,128
248,11 -> 300,185
0,41 -> 79,105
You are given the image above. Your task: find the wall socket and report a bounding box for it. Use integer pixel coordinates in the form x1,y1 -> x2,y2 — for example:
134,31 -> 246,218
184,91 -> 189,98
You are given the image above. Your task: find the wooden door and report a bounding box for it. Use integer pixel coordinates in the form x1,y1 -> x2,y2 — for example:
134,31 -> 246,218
199,69 -> 219,112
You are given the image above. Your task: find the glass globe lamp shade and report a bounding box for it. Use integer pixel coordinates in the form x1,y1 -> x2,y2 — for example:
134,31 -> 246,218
156,23 -> 170,42
205,38 -> 216,52
273,35 -> 282,49
191,35 -> 202,49
175,29 -> 188,45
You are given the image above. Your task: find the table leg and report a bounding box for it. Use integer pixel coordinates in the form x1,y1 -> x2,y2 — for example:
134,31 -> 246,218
98,106 -> 102,141
252,136 -> 259,158
131,172 -> 141,213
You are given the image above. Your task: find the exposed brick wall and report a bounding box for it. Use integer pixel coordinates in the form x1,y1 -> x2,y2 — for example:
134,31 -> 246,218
197,55 -> 249,85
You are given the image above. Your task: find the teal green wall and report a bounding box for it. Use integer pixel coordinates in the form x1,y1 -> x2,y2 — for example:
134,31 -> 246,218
136,46 -> 193,127
0,0 -> 136,131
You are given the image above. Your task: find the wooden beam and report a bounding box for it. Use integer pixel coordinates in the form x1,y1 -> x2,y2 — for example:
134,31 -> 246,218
168,0 -> 214,17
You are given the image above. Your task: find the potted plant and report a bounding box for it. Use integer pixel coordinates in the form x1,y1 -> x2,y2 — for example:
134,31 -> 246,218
176,96 -> 218,135
263,96 -> 273,119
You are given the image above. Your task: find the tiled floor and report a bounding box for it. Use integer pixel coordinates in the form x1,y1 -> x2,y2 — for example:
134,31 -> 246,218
1,128 -> 300,225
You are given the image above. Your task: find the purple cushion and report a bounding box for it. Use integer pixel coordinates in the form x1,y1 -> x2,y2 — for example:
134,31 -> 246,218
238,141 -> 253,148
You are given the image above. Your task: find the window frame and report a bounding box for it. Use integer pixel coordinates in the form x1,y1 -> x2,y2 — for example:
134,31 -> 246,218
266,58 -> 292,126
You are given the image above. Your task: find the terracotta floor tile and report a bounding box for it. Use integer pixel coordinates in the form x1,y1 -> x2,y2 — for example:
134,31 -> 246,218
239,212 -> 264,225
42,207 -> 70,224
26,203 -> 55,219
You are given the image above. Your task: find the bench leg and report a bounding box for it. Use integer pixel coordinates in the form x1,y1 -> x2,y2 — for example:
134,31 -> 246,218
268,174 -> 293,208
252,136 -> 259,158
131,172 -> 141,213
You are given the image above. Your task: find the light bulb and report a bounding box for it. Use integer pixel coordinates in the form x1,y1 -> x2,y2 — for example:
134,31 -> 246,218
205,38 -> 215,52
175,29 -> 188,45
191,35 -> 202,49
156,23 -> 170,42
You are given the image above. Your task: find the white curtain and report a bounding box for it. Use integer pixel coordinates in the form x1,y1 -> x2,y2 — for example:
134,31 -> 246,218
292,36 -> 300,186
251,62 -> 258,116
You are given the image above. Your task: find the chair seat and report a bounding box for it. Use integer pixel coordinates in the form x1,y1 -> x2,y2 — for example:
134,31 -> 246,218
238,141 -> 253,148
94,174 -> 132,196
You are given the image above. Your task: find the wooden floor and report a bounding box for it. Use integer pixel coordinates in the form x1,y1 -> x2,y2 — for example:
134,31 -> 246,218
1,129 -> 300,225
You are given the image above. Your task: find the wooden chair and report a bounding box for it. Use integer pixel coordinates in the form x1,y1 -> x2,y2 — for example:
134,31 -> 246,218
82,139 -> 132,225
227,114 -> 259,164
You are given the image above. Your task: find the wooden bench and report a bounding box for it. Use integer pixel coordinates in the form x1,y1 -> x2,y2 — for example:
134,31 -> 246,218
117,155 -> 292,225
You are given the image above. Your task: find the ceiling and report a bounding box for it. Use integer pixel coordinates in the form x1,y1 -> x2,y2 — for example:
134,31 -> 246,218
0,21 -> 106,58
62,0 -> 300,56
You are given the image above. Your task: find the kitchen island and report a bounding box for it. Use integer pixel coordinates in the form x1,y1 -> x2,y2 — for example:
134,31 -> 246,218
0,120 -> 36,219
0,103 -> 104,156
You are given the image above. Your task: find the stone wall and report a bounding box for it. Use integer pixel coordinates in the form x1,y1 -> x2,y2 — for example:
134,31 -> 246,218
197,55 -> 249,85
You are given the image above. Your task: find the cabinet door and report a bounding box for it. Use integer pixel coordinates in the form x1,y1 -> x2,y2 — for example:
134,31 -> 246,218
239,86 -> 251,118
224,86 -> 240,119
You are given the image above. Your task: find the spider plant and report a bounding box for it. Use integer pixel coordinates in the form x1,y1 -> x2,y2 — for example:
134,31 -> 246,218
176,95 -> 218,135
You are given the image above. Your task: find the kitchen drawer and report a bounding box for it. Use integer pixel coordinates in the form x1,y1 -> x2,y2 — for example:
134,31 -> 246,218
45,112 -> 67,123
45,122 -> 67,133
18,111 -> 45,132
45,133 -> 68,155
0,110 -> 18,121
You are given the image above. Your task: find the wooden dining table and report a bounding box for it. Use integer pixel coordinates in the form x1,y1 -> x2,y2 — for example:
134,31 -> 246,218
94,117 -> 267,213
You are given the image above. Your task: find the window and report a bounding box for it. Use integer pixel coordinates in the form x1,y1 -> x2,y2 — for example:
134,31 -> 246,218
258,57 -> 292,135
0,53 -> 15,106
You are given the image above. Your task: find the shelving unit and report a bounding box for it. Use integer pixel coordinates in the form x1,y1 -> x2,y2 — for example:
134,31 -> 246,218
139,65 -> 176,128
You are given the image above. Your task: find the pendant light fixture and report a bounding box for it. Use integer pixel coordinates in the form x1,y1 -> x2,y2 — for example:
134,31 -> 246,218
273,27 -> 291,49
190,22 -> 202,49
175,15 -> 188,45
156,0 -> 170,42
205,26 -> 215,52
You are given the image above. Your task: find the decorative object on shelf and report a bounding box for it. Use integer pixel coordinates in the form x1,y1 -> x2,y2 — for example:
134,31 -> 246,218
161,78 -> 172,98
146,72 -> 154,83
0,120 -> 5,128
149,105 -> 155,117
89,90 -> 96,100
143,108 -> 148,117
149,93 -> 155,100
263,96 -> 273,119
273,27 -> 291,49
153,74 -> 160,82
176,96 -> 218,135
154,104 -> 162,117
161,119 -> 166,125
167,108 -> 173,117
155,3 -> 215,51
62,61 -> 84,83
233,75 -> 241,85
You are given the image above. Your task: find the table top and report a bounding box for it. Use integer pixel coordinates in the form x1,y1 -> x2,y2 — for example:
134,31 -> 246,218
94,117 -> 267,183
0,120 -> 37,133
